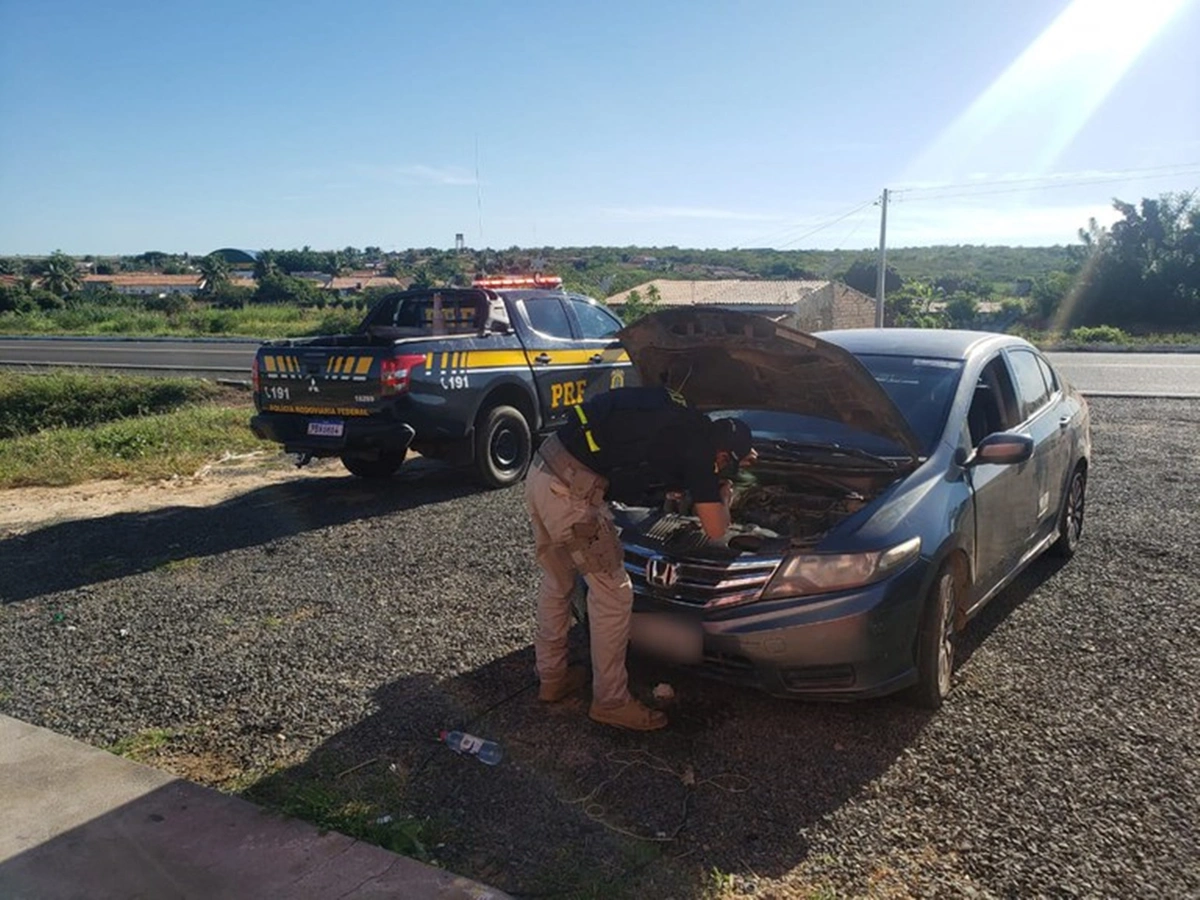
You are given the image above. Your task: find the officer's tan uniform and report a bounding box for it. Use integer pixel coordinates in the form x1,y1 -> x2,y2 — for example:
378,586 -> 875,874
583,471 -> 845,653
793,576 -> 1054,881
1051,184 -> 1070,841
524,434 -> 641,713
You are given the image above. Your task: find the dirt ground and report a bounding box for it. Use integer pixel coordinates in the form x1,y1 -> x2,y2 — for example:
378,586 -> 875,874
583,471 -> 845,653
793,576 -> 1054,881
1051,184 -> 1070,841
0,452 -> 345,536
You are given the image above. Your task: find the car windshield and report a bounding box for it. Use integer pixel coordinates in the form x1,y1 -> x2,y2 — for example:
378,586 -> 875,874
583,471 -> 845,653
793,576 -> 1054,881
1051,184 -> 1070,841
716,354 -> 963,458
855,354 -> 964,453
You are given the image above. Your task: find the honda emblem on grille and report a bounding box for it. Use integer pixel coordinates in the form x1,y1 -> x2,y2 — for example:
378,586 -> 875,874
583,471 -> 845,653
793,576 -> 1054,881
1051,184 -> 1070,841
645,556 -> 678,588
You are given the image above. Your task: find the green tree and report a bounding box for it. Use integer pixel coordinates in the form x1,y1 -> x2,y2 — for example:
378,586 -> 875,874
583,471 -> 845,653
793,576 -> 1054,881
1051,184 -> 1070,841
944,292 -> 979,327
1066,193 -> 1199,329
620,287 -> 660,324
842,257 -> 902,296
39,251 -> 82,296
253,251 -> 279,280
197,254 -> 231,296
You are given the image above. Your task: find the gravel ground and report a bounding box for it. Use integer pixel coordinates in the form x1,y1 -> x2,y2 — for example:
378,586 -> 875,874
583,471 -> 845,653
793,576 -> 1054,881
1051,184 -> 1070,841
2,396 -> 1197,899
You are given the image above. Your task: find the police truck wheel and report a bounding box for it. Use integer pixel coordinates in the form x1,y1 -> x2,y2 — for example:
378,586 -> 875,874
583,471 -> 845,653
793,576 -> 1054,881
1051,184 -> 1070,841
474,404 -> 531,488
341,453 -> 405,479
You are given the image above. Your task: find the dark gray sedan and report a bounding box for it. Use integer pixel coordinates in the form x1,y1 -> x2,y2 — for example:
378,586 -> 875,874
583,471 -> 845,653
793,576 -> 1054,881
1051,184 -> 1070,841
602,309 -> 1091,708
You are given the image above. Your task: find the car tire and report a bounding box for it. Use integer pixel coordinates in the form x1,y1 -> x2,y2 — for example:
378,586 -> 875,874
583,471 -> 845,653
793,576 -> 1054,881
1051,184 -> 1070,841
908,565 -> 959,710
340,453 -> 405,479
1052,465 -> 1086,559
474,404 -> 531,488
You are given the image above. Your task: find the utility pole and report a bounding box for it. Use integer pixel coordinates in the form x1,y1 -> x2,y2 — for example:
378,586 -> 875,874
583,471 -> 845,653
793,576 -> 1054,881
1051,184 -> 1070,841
875,188 -> 889,328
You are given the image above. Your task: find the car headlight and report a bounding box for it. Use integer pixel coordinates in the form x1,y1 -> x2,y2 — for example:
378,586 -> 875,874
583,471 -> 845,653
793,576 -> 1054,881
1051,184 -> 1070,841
761,536 -> 921,600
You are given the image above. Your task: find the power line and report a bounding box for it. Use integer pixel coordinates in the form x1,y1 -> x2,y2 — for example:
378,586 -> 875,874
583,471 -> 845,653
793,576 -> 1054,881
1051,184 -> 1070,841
892,163 -> 1200,202
743,198 -> 876,249
774,199 -> 877,250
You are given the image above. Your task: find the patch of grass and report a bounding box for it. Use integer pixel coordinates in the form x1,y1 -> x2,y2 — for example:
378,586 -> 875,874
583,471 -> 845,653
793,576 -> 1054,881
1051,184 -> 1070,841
0,405 -> 274,488
703,866 -> 737,899
243,764 -> 442,861
0,372 -> 220,440
159,557 -> 201,573
108,728 -> 176,761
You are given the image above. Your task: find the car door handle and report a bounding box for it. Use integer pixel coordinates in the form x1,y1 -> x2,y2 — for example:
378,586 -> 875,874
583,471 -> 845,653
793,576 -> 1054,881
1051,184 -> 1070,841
589,353 -> 604,363
533,353 -> 552,365
1058,416 -> 1071,429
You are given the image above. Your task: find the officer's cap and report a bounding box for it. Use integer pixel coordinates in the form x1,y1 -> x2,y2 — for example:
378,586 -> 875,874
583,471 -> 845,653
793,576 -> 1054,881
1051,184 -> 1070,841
710,417 -> 753,460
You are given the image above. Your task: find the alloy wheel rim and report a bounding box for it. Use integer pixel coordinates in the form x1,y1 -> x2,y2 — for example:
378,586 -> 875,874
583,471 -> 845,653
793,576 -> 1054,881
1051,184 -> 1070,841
936,575 -> 955,697
493,427 -> 519,469
1067,475 -> 1085,545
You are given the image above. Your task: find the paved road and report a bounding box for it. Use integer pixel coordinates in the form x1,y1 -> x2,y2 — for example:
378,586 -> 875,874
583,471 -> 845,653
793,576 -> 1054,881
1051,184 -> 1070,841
0,337 -> 258,381
1046,351 -> 1200,396
1,338 -> 1198,395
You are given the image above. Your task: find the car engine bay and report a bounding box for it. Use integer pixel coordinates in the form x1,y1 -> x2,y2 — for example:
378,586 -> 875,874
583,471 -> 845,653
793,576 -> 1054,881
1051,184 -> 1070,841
613,460 -> 900,561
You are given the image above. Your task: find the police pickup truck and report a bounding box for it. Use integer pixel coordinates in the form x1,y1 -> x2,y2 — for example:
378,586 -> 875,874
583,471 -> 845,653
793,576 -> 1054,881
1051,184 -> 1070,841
249,275 -> 635,487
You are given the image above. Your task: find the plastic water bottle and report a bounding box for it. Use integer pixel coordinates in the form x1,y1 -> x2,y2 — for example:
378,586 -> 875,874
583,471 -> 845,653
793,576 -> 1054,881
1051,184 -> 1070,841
439,730 -> 503,766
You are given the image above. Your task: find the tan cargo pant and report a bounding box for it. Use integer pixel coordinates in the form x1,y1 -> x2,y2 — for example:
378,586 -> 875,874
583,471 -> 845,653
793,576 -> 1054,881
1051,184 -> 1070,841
525,440 -> 633,708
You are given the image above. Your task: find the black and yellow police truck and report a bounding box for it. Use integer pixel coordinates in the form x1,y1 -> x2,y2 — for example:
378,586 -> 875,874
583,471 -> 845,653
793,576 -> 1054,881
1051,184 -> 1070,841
250,276 -> 635,487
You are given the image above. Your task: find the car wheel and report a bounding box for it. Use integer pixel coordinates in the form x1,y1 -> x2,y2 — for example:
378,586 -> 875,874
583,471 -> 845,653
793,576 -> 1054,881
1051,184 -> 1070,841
340,453 -> 405,479
909,566 -> 959,710
474,404 -> 531,488
1052,465 -> 1086,559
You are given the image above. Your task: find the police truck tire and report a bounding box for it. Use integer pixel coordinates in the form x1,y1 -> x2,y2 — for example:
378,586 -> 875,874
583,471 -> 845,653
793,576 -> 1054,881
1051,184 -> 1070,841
341,453 -> 405,479
474,404 -> 531,488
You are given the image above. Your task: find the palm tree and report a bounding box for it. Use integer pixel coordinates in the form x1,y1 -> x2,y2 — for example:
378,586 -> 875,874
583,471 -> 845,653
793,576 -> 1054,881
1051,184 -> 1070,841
40,251 -> 81,296
198,254 -> 231,296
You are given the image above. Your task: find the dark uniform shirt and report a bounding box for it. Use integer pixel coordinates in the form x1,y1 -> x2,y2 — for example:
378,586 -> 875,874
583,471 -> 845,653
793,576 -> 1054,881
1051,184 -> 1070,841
557,387 -> 722,505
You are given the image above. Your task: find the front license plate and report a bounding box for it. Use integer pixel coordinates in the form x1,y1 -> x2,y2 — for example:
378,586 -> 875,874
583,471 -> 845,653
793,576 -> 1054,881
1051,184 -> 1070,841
306,419 -> 344,437
630,613 -> 703,665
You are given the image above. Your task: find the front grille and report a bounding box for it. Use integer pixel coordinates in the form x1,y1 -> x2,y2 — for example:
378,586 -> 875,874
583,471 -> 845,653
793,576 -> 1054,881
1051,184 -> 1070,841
623,540 -> 781,610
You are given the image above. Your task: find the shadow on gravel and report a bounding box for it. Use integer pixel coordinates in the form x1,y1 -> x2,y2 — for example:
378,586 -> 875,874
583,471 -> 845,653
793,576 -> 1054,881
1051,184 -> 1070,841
956,552 -> 1070,669
242,632 -> 937,899
0,458 -> 488,604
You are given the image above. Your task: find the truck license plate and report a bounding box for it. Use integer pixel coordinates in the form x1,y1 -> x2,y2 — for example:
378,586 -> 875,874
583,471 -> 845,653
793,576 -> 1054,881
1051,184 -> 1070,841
306,419 -> 344,437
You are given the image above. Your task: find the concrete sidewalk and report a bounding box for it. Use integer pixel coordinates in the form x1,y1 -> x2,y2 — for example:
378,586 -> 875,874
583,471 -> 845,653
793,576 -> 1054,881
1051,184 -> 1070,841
0,715 -> 509,899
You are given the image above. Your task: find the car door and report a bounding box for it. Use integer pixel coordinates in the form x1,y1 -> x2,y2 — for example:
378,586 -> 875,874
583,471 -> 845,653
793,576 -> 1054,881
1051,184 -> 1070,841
1003,347 -> 1061,557
515,294 -> 587,430
563,296 -> 639,400
963,354 -> 1027,602
1036,353 -> 1078,525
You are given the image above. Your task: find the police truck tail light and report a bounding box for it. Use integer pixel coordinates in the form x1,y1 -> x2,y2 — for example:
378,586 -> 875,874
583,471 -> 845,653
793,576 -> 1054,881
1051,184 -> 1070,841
380,353 -> 426,396
251,356 -> 261,393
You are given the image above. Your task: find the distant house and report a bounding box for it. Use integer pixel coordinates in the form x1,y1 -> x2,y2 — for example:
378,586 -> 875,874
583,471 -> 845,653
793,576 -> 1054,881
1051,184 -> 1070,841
83,274 -> 204,296
82,274 -> 256,297
327,273 -> 408,297
606,279 -> 877,330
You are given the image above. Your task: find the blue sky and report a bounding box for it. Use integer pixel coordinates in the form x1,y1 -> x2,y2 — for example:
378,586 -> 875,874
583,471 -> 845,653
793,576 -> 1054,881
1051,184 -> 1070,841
1,0 -> 1197,255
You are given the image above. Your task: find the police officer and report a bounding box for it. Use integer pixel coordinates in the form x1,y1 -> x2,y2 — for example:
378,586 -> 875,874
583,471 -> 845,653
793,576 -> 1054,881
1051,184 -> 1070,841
525,385 -> 753,731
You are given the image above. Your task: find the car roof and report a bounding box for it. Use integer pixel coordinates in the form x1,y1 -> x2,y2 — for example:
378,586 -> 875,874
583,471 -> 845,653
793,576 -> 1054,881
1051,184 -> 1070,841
814,328 -> 1028,361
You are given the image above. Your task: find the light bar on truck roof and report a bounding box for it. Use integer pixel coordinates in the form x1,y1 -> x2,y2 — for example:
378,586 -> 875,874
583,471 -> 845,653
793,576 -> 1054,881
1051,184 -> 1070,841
471,274 -> 563,290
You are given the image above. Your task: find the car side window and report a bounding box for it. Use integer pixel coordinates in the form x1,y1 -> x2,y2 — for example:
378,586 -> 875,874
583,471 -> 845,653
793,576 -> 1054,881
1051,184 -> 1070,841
522,297 -> 573,339
568,297 -> 622,339
967,356 -> 1020,446
1036,355 -> 1059,395
1008,349 -> 1051,421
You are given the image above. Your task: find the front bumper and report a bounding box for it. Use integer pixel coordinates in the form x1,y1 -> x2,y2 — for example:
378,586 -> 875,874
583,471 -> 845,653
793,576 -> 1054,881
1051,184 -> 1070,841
632,557 -> 931,700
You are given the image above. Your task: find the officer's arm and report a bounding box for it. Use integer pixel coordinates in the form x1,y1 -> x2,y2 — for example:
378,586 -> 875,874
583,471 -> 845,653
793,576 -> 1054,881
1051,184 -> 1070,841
694,501 -> 731,539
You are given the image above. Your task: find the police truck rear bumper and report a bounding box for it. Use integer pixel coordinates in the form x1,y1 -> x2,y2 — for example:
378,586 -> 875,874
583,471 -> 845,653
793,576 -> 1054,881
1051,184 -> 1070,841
250,413 -> 416,458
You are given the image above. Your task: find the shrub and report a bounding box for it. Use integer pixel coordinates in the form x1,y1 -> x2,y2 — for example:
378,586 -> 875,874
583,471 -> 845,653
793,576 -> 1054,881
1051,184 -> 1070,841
1067,325 -> 1130,344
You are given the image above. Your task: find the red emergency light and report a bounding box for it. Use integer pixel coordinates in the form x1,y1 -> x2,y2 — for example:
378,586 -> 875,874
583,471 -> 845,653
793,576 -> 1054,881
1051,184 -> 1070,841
472,274 -> 563,290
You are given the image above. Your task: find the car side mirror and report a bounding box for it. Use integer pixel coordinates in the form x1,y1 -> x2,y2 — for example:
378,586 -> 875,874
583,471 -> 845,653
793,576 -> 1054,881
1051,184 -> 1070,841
960,432 -> 1034,467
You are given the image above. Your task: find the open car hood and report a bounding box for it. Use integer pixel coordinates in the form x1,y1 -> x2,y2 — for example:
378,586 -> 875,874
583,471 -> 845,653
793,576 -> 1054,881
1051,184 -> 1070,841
618,308 -> 923,459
